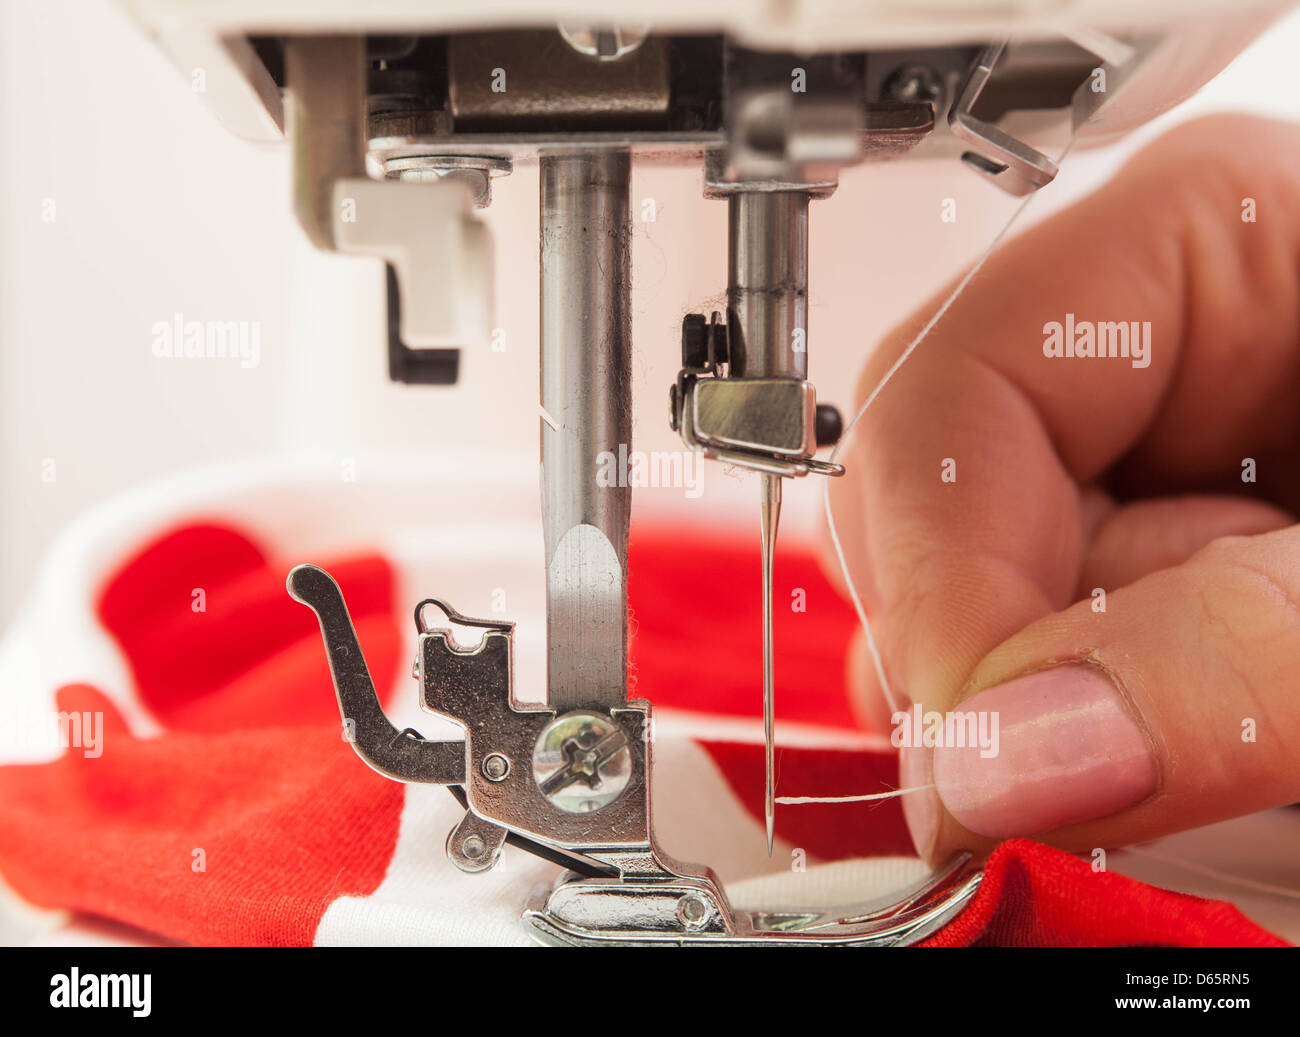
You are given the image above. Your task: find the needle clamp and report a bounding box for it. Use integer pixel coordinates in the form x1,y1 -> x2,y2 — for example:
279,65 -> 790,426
671,312 -> 845,478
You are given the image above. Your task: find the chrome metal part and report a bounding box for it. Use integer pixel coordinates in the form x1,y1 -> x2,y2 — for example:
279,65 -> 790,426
540,150 -> 633,715
670,188 -> 834,857
691,378 -> 817,458
760,473 -> 780,855
287,565 -> 466,785
722,89 -> 863,185
734,192 -> 804,855
289,562 -> 985,945
558,24 -> 651,62
368,132 -> 722,167
704,156 -> 838,196
482,753 -> 511,782
447,810 -> 509,874
524,852 -> 984,946
531,711 -> 632,813
728,191 -> 809,381
669,182 -> 851,857
371,153 -> 512,208
289,564 -> 653,857
668,196 -> 844,478
948,41 -> 1060,196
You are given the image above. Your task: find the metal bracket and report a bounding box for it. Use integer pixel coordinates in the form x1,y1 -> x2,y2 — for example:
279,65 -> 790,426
287,564 -> 466,785
948,41 -> 1060,196
526,852 -> 983,946
288,563 -> 981,945
671,313 -> 844,478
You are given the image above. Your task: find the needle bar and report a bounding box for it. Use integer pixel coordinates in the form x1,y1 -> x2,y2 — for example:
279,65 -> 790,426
727,190 -> 808,855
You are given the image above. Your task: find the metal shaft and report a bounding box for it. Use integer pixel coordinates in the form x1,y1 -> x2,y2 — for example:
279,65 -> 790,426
540,151 -> 633,713
727,191 -> 809,380
728,189 -> 812,854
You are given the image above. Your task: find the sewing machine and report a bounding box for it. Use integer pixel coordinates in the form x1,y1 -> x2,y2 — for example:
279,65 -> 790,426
125,0 -> 1289,945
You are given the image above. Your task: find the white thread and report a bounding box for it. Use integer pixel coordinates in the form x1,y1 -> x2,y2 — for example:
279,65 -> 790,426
1123,844 -> 1300,903
824,139 -> 1077,716
800,137 -> 1300,903
780,141 -> 1079,809
776,783 -> 935,805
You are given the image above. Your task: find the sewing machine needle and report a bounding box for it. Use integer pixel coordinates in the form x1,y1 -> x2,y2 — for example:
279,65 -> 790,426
760,472 -> 781,855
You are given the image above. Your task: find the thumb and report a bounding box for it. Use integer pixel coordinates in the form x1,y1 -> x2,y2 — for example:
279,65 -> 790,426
915,524 -> 1300,863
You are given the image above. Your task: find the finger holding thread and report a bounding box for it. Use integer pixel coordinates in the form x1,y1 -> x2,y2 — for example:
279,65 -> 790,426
828,114 -> 1300,862
932,528 -> 1300,859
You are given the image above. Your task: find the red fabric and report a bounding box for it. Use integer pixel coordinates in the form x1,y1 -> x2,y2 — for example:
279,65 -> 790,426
0,521 -> 1286,946
699,741 -> 915,859
0,685 -> 403,945
97,524 -> 400,732
923,839 -> 1286,947
0,525 -> 406,944
629,528 -> 860,728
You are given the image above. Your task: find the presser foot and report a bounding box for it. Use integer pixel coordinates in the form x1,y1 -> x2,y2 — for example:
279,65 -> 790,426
287,562 -> 982,946
524,852 -> 982,947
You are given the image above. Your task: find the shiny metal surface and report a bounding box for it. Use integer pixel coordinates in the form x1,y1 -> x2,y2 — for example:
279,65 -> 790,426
727,191 -> 809,380
728,188 -> 812,855
373,154 -> 512,208
531,711 -> 632,813
558,24 -> 651,62
670,193 -> 840,475
948,41 -> 1060,196
760,473 -> 781,855
675,383 -> 845,477
447,810 -> 509,874
540,151 -> 633,713
368,132 -> 723,166
290,562 -> 983,944
691,377 -> 817,457
524,853 -> 984,946
287,565 -> 466,785
722,89 -> 864,186
291,563 -> 655,853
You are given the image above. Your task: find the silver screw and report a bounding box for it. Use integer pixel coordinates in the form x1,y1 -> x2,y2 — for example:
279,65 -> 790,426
482,753 -> 511,782
677,894 -> 710,930
532,711 -> 632,814
462,834 -> 486,860
886,65 -> 944,106
557,24 -> 649,61
372,155 -> 512,208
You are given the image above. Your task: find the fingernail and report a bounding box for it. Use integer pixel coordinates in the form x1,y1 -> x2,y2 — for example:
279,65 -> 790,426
899,741 -> 940,860
933,664 -> 1157,839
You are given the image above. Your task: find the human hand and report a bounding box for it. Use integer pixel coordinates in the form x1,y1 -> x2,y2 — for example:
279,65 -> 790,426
830,114 -> 1300,864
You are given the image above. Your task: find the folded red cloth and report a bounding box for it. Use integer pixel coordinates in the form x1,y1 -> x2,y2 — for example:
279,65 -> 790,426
0,522 -> 1284,946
